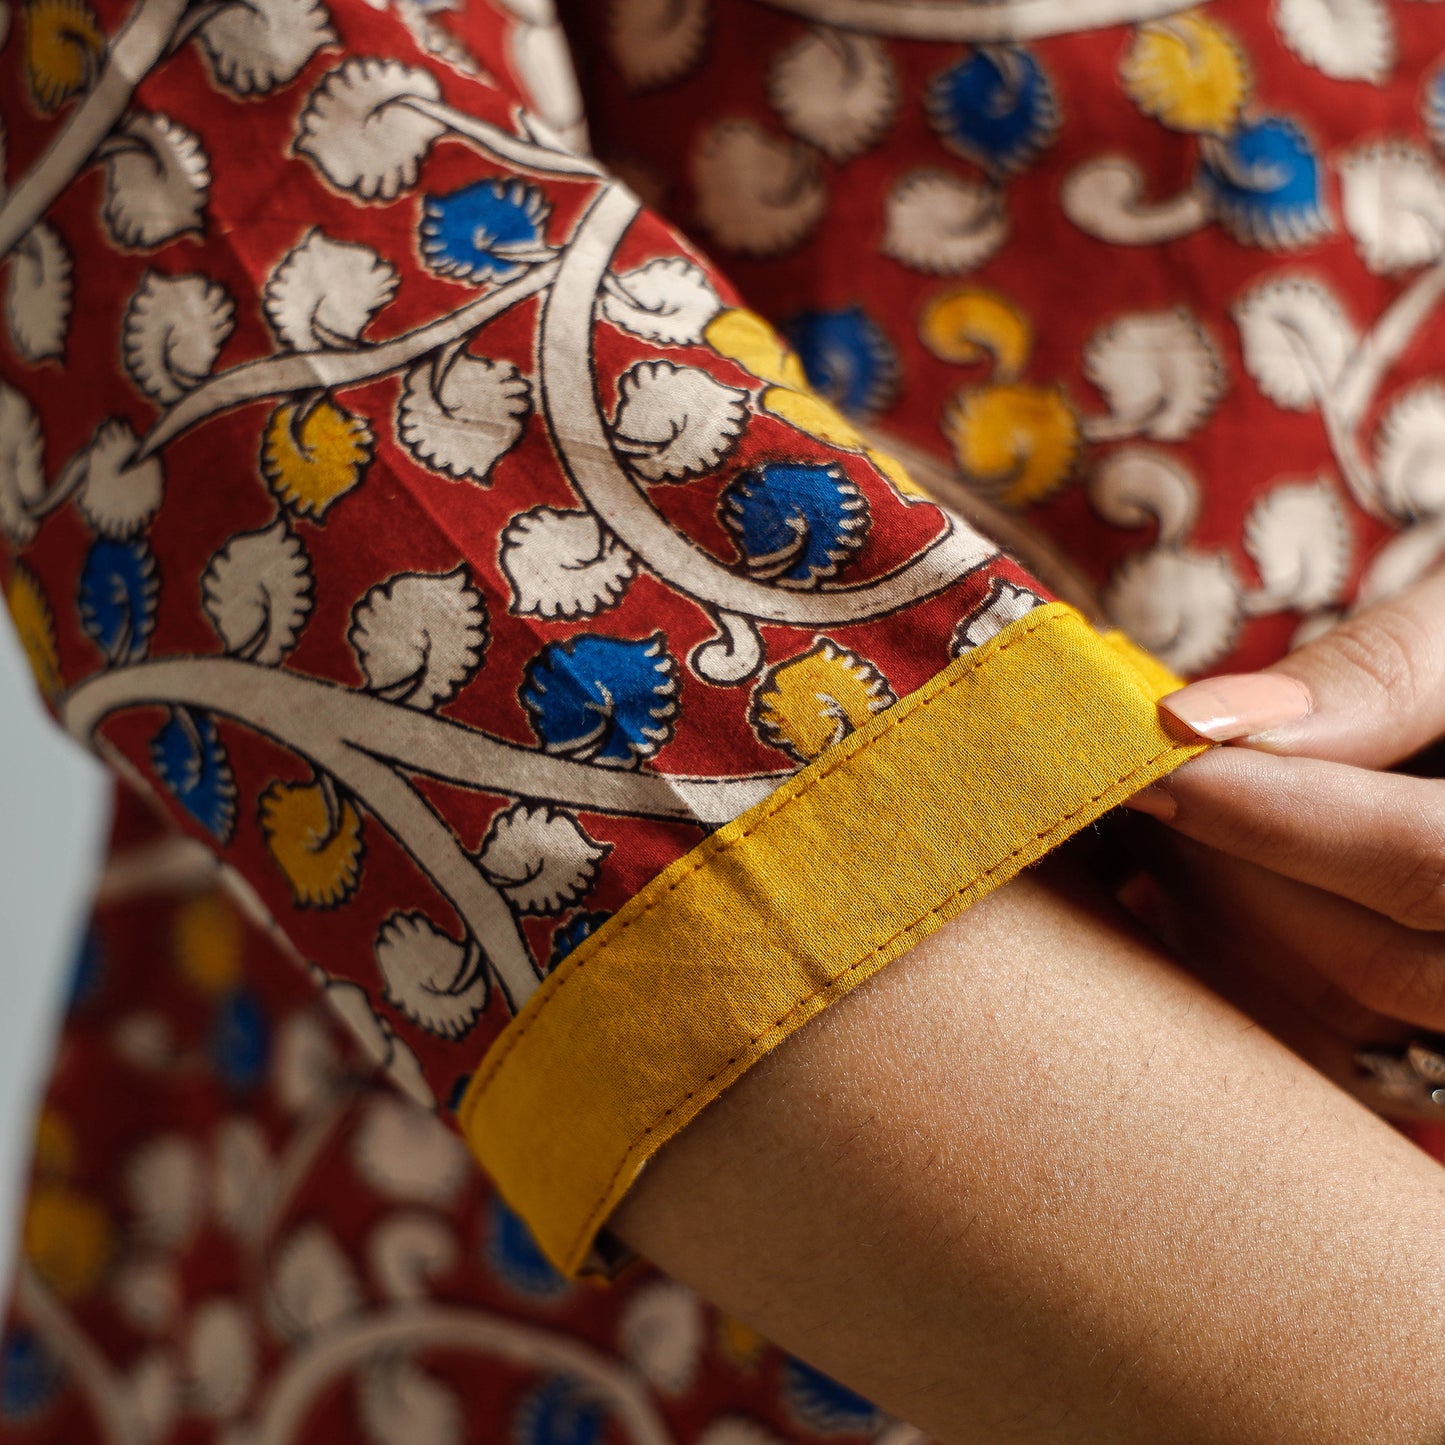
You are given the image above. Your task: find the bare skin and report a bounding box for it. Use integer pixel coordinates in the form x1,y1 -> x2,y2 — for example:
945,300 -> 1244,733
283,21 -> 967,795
1124,566 -> 1445,1108
614,867 -> 1445,1445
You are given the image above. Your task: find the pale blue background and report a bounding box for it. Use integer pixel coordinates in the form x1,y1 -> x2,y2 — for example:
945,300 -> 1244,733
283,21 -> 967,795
0,610 -> 107,1300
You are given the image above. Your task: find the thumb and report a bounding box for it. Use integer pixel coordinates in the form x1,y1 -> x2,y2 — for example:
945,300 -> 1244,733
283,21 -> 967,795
1157,565 -> 1445,769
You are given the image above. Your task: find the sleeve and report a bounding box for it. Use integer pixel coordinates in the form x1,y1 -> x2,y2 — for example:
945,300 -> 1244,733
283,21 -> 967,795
0,0 -> 1206,1275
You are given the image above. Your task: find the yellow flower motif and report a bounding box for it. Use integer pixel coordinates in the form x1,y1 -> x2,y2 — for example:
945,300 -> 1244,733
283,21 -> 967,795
752,639 -> 895,763
32,1108 -> 77,1179
704,307 -> 810,390
760,388 -> 929,502
717,1314 -> 767,1368
23,1182 -> 112,1299
865,446 -> 930,501
1122,13 -> 1249,136
760,384 -> 865,449
24,0 -> 104,113
259,778 -> 365,907
707,310 -> 929,504
7,563 -> 63,699
920,290 -> 1032,380
261,400 -> 373,520
173,891 -> 243,993
944,383 -> 1081,509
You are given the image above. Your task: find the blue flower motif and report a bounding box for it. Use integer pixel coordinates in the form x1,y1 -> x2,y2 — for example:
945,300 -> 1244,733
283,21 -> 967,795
720,462 -> 869,587
78,536 -> 157,663
783,1358 -> 880,1436
1198,117 -> 1329,248
420,178 -> 551,284
513,1378 -> 604,1445
520,633 -> 678,769
549,911 -> 612,970
486,1198 -> 571,1299
150,708 -> 236,842
446,1073 -> 472,1113
210,987 -> 270,1090
926,47 -> 1058,175
64,925 -> 104,1013
1426,69 -> 1445,153
0,1330 -> 63,1422
783,306 -> 897,417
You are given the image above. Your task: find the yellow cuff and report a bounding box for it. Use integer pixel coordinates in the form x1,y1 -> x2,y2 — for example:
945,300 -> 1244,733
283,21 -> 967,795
459,603 -> 1206,1275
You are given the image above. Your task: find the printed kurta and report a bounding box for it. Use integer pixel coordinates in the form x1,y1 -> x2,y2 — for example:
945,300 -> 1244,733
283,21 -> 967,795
0,0 -> 1440,1439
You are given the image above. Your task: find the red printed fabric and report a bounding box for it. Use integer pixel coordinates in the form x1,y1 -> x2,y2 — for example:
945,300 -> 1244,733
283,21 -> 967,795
3,788 -> 912,1445
5,0 -> 1445,1439
570,0 -> 1445,679
0,0 -> 1044,1115
0,0 -> 1059,1435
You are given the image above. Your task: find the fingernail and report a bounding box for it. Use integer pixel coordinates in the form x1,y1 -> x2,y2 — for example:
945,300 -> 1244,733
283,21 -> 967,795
1121,783 -> 1176,821
1407,1042 -> 1445,1085
1158,674 -> 1313,743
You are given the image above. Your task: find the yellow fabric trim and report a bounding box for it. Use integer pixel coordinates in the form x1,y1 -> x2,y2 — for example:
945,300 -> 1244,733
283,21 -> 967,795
459,603 -> 1207,1276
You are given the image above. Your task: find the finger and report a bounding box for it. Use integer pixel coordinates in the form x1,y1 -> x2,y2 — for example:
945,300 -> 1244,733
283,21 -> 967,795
1127,748 -> 1445,931
1166,830 -> 1445,1033
1126,844 -> 1432,1118
1137,832 -> 1406,1036
1160,564 -> 1445,768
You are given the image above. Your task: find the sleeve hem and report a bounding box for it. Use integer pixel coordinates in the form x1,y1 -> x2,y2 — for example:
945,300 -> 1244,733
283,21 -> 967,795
458,603 -> 1209,1277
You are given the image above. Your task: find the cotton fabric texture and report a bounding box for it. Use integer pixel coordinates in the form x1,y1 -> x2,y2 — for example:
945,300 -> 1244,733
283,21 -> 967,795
0,0 -> 1439,1439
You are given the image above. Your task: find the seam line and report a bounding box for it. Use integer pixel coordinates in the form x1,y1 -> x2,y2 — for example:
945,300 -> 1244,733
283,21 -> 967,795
563,734 -> 1191,1262
461,605 -> 1069,1127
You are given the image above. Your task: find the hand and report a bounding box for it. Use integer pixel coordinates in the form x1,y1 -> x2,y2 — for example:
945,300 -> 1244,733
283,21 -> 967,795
1124,565 -> 1445,1116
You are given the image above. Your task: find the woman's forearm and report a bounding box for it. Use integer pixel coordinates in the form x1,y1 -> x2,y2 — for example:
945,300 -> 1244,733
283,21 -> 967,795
615,865 -> 1445,1444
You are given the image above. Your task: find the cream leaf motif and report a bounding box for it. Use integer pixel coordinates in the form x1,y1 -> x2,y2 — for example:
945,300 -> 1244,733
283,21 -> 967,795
123,271 -> 235,405
199,0 -> 336,93
1083,307 -> 1224,441
374,913 -> 488,1042
1233,278 -> 1356,412
263,229 -> 399,351
348,567 -> 488,710
608,0 -> 708,90
1243,479 -> 1352,613
102,114 -> 210,250
882,170 -> 1008,274
499,506 -> 636,620
477,802 -> 610,915
75,418 -> 165,539
768,27 -> 898,162
396,355 -> 531,481
601,257 -> 722,344
202,520 -> 314,665
692,120 -> 827,257
295,58 -> 446,201
6,221 -> 71,363
611,359 -> 749,481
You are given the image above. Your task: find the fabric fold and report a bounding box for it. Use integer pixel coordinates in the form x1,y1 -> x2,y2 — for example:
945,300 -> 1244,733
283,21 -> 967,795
460,602 -> 1209,1275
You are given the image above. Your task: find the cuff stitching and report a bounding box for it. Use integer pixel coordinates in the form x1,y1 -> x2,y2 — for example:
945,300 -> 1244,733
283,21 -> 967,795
462,605 -> 1067,1123
567,732 -> 1191,1256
